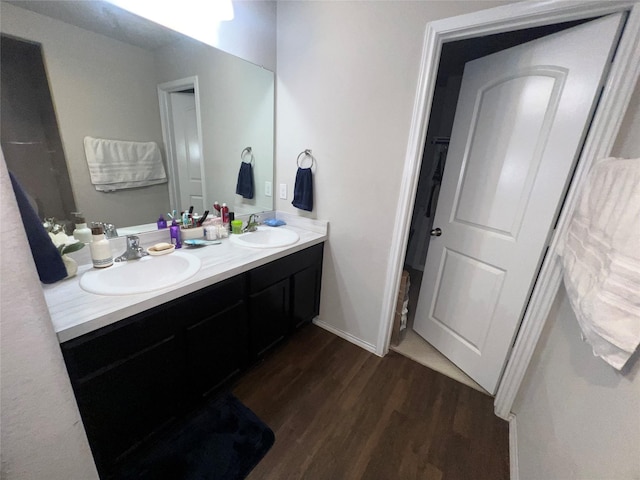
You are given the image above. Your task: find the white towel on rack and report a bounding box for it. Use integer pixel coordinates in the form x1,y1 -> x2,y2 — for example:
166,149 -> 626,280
559,157 -> 640,369
83,136 -> 167,192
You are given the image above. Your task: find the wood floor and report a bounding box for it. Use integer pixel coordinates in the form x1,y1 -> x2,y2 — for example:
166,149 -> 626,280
233,325 -> 509,480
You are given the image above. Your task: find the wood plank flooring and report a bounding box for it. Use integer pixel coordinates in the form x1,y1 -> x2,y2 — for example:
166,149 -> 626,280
232,325 -> 509,480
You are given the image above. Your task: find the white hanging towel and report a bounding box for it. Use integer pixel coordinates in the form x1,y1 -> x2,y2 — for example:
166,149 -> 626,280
83,136 -> 167,192
559,157 -> 640,369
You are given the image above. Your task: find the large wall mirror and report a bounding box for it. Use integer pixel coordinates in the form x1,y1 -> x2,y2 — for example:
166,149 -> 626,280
1,1 -> 274,235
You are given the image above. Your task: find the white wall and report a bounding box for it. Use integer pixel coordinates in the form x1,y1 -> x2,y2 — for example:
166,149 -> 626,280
154,37 -> 274,214
0,3 -> 170,228
218,0 -> 277,71
276,0 -> 510,348
0,152 -> 98,479
513,81 -> 640,480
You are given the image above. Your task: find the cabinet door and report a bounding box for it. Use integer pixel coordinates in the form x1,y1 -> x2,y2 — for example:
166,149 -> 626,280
186,301 -> 248,399
249,278 -> 290,358
73,334 -> 182,474
292,262 -> 322,329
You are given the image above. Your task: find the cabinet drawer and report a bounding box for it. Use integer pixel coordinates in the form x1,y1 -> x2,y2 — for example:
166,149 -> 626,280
62,306 -> 178,380
248,243 -> 323,293
167,275 -> 245,329
62,276 -> 245,380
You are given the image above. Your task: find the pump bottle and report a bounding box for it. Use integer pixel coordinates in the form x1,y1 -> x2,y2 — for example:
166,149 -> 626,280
89,225 -> 113,268
72,212 -> 92,243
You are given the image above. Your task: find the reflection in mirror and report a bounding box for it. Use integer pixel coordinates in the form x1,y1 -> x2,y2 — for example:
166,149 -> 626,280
0,1 -> 274,235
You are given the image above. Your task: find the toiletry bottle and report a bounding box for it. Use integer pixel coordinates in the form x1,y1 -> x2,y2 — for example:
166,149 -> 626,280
170,219 -> 182,249
221,203 -> 229,223
227,211 -> 236,235
89,225 -> 113,268
72,212 -> 92,243
213,201 -> 221,217
157,215 -> 167,229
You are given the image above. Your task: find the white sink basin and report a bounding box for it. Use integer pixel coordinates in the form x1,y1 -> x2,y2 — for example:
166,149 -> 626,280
80,251 -> 201,295
229,226 -> 299,249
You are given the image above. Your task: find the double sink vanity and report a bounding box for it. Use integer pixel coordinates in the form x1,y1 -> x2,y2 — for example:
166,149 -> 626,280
5,2 -> 315,476
43,214 -> 327,476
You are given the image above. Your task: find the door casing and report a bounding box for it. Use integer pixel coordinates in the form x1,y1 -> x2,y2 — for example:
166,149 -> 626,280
158,76 -> 206,212
378,0 -> 640,420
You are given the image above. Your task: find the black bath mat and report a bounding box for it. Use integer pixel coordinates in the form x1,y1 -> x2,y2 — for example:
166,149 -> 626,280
115,393 -> 274,480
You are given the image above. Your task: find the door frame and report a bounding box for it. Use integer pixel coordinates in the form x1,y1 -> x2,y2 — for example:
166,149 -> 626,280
158,76 -> 206,211
378,0 -> 640,420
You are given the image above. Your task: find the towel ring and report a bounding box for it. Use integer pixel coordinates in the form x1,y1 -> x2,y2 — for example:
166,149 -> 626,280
241,147 -> 254,165
297,149 -> 315,169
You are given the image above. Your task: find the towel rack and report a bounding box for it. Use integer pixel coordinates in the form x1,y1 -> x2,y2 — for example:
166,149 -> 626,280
241,147 -> 254,164
297,149 -> 315,169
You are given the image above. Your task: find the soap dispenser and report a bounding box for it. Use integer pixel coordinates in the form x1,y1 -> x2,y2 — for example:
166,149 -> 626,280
72,212 -> 92,243
89,225 -> 113,268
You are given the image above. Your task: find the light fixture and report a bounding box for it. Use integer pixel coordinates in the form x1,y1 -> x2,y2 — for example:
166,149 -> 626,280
105,0 -> 234,47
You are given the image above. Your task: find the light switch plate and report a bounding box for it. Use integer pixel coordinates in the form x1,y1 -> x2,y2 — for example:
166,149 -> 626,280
279,183 -> 287,200
265,181 -> 272,197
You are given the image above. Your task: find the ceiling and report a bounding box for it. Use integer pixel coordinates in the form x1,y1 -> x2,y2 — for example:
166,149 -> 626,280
5,0 -> 184,50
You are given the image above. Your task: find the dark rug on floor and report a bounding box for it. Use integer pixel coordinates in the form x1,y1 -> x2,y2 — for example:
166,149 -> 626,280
115,393 -> 275,480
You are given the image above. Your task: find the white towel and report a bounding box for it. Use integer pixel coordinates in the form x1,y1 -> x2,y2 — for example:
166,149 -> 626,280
559,157 -> 640,369
83,136 -> 167,192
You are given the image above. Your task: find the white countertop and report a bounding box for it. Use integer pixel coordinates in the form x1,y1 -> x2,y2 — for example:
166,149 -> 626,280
44,214 -> 328,343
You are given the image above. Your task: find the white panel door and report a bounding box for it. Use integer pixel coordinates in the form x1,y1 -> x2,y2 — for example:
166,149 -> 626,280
170,92 -> 204,213
413,14 -> 624,394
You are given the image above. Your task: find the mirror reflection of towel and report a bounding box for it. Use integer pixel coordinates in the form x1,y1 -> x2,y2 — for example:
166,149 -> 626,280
292,168 -> 313,212
9,172 -> 66,284
236,162 -> 254,199
83,136 -> 167,192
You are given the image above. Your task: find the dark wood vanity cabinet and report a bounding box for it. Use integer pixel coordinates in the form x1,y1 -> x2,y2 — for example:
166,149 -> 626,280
61,275 -> 247,474
70,333 -> 183,472
248,242 -> 323,343
60,242 -> 323,476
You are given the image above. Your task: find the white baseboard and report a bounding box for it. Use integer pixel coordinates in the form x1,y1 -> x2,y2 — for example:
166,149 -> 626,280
509,414 -> 519,480
312,318 -> 378,355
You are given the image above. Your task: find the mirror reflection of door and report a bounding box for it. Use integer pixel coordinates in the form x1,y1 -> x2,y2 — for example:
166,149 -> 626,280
168,90 -> 204,214
0,34 -> 76,220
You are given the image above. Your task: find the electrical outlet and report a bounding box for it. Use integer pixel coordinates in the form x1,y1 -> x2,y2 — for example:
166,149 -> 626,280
279,183 -> 287,200
265,181 -> 272,197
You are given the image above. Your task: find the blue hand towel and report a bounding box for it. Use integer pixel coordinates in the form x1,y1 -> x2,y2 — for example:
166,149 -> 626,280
9,172 -> 67,284
236,162 -> 254,199
292,167 -> 313,212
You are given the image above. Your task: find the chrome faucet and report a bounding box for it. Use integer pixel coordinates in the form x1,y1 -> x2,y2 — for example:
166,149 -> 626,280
103,223 -> 118,239
93,222 -> 118,238
243,214 -> 260,233
115,235 -> 148,262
